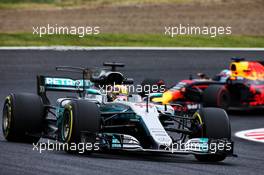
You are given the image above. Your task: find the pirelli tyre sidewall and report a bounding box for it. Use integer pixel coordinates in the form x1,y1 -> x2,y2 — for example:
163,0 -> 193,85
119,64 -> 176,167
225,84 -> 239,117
192,107 -> 231,162
2,93 -> 44,143
61,100 -> 101,153
203,85 -> 230,110
2,96 -> 12,139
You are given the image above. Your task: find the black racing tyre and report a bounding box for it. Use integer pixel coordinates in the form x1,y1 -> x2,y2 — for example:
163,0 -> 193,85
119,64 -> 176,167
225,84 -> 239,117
192,108 -> 231,162
139,78 -> 166,97
2,93 -> 44,143
203,85 -> 230,110
61,100 -> 101,153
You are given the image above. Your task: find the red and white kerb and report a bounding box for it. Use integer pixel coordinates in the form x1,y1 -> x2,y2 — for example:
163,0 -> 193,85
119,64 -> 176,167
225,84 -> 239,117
235,128 -> 264,143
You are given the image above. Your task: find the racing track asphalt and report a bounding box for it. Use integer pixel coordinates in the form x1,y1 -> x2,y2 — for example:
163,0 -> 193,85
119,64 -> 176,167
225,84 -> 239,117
0,49 -> 264,175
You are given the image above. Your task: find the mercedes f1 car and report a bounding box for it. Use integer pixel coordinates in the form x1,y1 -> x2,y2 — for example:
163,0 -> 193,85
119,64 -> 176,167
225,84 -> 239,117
2,62 -> 234,162
148,58 -> 264,111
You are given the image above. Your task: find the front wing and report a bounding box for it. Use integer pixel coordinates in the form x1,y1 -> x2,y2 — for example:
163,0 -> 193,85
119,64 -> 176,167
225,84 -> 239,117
97,133 -> 235,157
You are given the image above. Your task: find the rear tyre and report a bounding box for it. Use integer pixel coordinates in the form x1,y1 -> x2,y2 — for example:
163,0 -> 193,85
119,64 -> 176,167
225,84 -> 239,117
203,85 -> 230,110
192,108 -> 231,162
139,78 -> 166,97
2,93 -> 44,143
61,100 -> 101,153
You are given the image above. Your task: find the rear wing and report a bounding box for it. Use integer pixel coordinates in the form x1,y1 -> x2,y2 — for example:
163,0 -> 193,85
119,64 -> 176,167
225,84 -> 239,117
37,75 -> 93,103
37,75 -> 93,93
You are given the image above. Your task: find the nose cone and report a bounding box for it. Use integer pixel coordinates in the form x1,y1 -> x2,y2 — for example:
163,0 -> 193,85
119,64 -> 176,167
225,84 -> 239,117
163,90 -> 184,104
152,91 -> 173,104
161,91 -> 173,104
152,90 -> 183,104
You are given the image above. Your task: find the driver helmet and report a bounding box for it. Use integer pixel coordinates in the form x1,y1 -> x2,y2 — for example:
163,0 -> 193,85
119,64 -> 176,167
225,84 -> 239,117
218,69 -> 231,82
108,85 -> 129,101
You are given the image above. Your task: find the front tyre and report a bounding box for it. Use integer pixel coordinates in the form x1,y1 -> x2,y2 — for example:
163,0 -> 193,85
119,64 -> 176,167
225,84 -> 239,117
192,107 -> 231,162
61,100 -> 101,153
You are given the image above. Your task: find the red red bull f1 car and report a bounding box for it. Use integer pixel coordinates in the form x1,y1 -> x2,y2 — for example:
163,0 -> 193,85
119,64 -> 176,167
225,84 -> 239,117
146,58 -> 264,111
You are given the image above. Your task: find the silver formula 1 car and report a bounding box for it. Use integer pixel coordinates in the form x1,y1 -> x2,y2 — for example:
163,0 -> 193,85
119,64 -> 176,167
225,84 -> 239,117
2,62 -> 235,162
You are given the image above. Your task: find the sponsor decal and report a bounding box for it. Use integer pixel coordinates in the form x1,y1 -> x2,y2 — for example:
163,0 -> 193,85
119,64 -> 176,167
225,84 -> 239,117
45,77 -> 75,86
45,77 -> 92,88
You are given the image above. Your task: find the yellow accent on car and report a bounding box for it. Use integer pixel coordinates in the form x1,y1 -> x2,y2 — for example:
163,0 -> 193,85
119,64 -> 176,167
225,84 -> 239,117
230,61 -> 264,80
230,61 -> 249,78
193,112 -> 204,136
193,112 -> 203,125
152,97 -> 163,103
113,85 -> 128,95
152,91 -> 173,105
65,105 -> 73,143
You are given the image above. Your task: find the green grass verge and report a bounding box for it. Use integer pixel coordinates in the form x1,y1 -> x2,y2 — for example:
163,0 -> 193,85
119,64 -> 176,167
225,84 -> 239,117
0,0 -> 195,9
0,33 -> 264,47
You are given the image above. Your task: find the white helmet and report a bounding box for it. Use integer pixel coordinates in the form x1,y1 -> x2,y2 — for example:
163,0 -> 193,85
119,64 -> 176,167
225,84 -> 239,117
218,69 -> 231,82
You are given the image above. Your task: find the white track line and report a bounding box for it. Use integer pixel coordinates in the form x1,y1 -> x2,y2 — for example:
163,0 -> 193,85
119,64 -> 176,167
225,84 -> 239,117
0,46 -> 264,51
235,128 -> 264,143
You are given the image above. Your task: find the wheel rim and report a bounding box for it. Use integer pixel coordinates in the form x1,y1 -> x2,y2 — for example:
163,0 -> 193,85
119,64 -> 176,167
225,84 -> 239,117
2,102 -> 11,137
